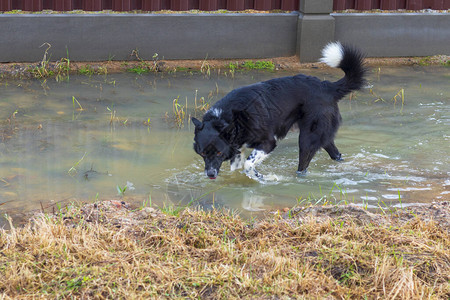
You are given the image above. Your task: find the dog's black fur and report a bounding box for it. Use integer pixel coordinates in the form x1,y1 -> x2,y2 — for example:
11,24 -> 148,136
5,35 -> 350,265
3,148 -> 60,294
192,43 -> 366,179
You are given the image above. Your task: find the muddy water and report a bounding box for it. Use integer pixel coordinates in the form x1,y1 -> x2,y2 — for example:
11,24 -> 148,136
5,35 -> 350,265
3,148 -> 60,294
0,66 -> 449,223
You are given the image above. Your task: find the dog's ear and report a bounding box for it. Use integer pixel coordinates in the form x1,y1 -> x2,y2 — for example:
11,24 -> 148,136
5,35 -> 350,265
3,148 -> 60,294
191,117 -> 202,129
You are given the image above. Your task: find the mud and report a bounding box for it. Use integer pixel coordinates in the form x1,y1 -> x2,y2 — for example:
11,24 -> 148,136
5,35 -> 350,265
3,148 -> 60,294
285,202 -> 450,233
56,200 -> 450,234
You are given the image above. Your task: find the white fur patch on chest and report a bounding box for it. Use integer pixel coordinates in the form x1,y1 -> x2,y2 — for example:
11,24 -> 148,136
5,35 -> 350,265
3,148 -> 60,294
209,108 -> 222,117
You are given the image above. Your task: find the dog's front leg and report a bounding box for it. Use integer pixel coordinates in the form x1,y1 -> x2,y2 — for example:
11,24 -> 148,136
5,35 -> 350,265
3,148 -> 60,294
230,152 -> 245,171
244,149 -> 268,180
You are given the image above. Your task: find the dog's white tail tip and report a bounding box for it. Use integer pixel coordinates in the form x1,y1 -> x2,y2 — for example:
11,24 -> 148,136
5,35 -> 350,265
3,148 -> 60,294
320,41 -> 344,68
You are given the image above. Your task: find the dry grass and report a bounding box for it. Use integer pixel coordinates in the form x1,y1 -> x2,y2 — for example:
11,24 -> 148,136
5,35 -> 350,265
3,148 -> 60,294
1,201 -> 449,299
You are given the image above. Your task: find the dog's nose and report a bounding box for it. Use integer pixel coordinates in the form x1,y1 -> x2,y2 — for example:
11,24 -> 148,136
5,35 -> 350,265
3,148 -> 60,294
206,169 -> 218,179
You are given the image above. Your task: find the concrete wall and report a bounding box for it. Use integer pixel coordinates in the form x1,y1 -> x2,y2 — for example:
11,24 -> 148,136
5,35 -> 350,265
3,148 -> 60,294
333,13 -> 450,57
0,13 -> 298,62
0,11 -> 449,63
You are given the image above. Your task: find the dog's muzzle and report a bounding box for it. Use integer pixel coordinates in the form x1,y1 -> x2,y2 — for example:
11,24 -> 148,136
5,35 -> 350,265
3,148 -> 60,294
206,168 -> 218,179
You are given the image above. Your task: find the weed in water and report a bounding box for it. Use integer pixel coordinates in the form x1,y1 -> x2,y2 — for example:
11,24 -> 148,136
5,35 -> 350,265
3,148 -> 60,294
105,105 -> 128,127
1,109 -> 19,141
71,96 -> 84,120
30,42 -> 54,79
370,88 -> 386,103
370,88 -> 406,113
29,43 -> 71,81
392,88 -> 405,113
171,96 -> 186,128
143,117 -> 151,127
193,89 -> 210,116
97,66 -> 108,76
116,185 -> 127,197
55,58 -> 70,82
67,152 -> 87,176
106,105 -> 117,125
7,109 -> 18,124
200,54 -> 211,77
55,48 -> 71,82
72,96 -> 84,111
117,182 -> 135,197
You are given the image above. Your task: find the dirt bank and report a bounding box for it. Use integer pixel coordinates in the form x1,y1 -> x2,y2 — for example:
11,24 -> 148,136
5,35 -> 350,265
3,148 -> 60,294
1,55 -> 449,80
65,200 -> 450,234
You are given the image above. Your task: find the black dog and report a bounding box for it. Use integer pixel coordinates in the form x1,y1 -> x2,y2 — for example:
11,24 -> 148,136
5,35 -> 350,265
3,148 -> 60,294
192,42 -> 366,180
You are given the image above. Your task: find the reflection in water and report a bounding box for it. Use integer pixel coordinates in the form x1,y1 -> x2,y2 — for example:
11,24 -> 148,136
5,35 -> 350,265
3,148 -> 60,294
0,66 -> 449,223
242,190 -> 265,212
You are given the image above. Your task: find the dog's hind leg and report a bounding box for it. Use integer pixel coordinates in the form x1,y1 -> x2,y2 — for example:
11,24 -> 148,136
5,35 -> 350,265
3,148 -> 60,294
323,141 -> 343,161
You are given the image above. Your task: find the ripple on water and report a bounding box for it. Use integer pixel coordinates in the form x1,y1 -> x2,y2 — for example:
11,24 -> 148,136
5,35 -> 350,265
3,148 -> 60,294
360,196 -> 379,201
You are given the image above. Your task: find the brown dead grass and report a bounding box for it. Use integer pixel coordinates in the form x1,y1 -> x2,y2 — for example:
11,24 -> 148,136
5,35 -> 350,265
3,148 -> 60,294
1,200 -> 449,299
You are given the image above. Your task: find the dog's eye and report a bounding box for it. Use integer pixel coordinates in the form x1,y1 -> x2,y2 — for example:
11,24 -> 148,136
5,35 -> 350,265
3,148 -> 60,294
200,152 -> 206,157
217,152 -> 222,156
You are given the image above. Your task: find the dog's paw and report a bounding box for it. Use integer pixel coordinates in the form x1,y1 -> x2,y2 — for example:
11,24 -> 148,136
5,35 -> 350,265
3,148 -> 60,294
296,169 -> 308,176
334,154 -> 344,162
244,168 -> 264,182
244,171 -> 280,184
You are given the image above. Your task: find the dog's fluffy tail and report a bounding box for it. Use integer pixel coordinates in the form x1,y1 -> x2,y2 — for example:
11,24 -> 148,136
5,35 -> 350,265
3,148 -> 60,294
320,41 -> 366,100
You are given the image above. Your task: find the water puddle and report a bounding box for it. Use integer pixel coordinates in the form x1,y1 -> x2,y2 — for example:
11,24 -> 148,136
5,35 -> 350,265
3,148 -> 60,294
0,66 -> 449,224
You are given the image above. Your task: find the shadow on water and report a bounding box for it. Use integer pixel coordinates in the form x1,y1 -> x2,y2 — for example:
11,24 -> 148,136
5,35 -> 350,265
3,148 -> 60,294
0,66 -> 449,226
